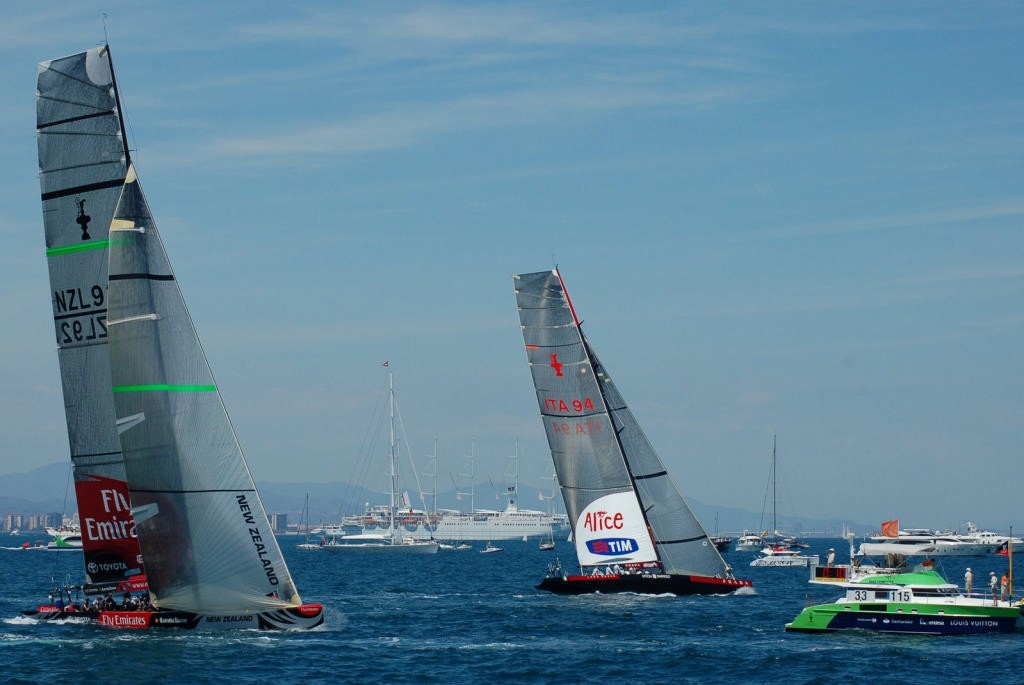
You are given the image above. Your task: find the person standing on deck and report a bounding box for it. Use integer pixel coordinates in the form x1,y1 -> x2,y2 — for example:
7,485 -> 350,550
964,567 -> 973,595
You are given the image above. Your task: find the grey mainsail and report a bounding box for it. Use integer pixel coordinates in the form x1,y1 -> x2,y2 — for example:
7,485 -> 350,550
514,269 -> 730,578
36,46 -> 146,592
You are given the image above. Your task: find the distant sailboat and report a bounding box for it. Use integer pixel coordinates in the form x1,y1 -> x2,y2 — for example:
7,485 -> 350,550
25,45 -> 323,630
297,494 -> 322,550
513,269 -> 751,595
750,436 -> 817,568
710,513 -> 732,553
322,370 -> 438,554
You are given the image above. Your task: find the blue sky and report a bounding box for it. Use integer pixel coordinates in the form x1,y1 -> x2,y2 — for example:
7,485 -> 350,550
1,2 -> 1022,531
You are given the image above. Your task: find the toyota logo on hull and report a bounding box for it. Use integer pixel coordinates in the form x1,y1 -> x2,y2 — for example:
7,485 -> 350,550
87,560 -> 129,574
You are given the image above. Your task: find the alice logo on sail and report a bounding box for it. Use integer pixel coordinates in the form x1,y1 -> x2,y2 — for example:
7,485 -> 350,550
583,510 -> 624,532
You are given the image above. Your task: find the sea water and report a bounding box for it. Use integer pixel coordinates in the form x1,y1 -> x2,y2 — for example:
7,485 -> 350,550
0,535 -> 1019,684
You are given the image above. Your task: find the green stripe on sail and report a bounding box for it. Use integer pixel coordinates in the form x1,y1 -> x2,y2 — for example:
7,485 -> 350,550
113,384 -> 218,393
46,240 -> 110,257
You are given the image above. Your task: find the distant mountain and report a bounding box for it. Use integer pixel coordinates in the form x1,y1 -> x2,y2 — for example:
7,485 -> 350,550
1,462 -> 871,535
0,462 -> 76,514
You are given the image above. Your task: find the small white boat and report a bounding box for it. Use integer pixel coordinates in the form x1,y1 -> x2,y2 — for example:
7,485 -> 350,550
322,372 -> 438,555
296,494 -> 322,550
749,438 -> 816,568
750,544 -> 818,567
735,531 -> 765,552
958,521 -> 1023,547
44,527 -> 82,551
322,533 -> 438,554
480,542 -> 503,554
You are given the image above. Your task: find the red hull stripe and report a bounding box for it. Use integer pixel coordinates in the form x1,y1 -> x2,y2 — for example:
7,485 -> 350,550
566,574 -> 752,587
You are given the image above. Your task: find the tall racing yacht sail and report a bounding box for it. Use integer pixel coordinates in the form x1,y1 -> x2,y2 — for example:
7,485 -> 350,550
514,269 -> 750,595
36,45 -> 147,596
31,45 -> 322,629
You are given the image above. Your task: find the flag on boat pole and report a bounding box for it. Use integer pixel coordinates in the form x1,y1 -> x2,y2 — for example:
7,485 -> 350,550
880,519 -> 899,537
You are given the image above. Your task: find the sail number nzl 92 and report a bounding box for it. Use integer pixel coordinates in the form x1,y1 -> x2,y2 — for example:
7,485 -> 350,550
53,284 -> 107,345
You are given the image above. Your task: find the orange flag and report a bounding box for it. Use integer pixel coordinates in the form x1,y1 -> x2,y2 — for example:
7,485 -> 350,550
880,519 -> 899,537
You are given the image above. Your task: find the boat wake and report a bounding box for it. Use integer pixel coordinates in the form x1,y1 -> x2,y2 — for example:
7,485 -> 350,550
4,614 -> 91,626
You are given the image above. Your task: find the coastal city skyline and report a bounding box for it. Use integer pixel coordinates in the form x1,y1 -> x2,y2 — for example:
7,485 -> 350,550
0,2 -> 1021,529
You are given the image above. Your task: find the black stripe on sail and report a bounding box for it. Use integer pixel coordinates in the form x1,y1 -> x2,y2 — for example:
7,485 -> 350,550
130,488 -> 257,495
41,177 -> 125,201
55,308 -> 107,321
634,470 -> 668,481
109,273 -> 174,281
71,450 -> 123,459
38,110 -> 112,130
657,534 -> 708,545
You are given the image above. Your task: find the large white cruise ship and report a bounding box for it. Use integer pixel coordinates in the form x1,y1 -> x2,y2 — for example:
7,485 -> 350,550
325,499 -> 569,542
320,441 -> 570,542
